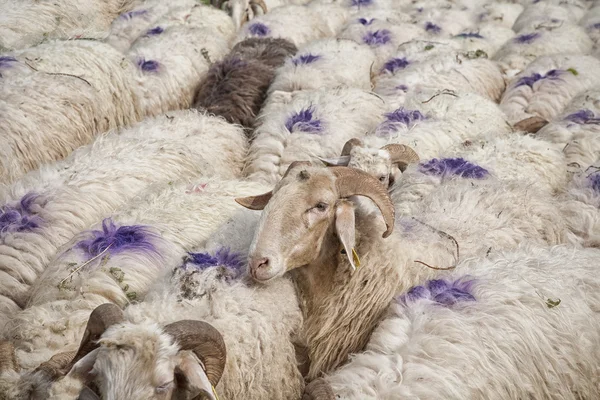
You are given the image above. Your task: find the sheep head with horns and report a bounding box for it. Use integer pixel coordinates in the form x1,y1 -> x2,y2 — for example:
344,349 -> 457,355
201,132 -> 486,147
211,0 -> 267,29
318,138 -> 420,188
46,303 -> 226,400
235,162 -> 395,282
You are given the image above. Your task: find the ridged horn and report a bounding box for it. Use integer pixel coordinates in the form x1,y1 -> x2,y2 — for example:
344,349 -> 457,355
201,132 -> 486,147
382,144 -> 420,172
513,116 -> 548,134
340,138 -> 364,156
163,320 -> 227,387
330,167 -> 395,238
0,340 -> 19,373
35,351 -> 77,381
250,0 -> 267,14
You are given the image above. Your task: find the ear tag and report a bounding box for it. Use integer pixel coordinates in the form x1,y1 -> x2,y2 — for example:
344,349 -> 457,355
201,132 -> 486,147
212,385 -> 220,400
352,248 -> 361,269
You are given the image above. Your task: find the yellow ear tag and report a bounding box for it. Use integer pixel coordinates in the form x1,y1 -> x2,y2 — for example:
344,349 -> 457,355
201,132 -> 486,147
352,248 -> 361,269
212,385 -> 220,400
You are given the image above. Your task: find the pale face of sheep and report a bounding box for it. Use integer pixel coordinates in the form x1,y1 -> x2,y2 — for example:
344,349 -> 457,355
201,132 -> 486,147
236,162 -> 395,282
212,0 -> 267,29
56,304 -> 226,400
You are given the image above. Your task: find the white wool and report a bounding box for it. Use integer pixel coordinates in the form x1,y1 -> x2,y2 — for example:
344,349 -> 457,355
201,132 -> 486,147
127,24 -> 230,117
536,88 -> 600,171
0,110 -> 247,331
244,87 -> 386,185
580,6 -> 600,45
409,7 -> 478,37
500,54 -> 600,125
474,2 -> 524,29
0,0 -> 133,51
493,24 -> 594,77
512,2 -> 582,32
325,244 -> 600,400
3,179 -> 271,373
450,24 -> 515,58
0,40 -> 140,184
269,38 -> 376,93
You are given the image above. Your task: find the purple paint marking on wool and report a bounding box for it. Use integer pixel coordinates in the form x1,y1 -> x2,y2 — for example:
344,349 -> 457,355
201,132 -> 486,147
398,277 -> 476,306
425,22 -> 441,34
376,107 -> 426,136
285,106 -> 324,134
363,29 -> 391,46
515,69 -> 562,88
146,26 -> 164,36
455,32 -> 483,39
76,218 -> 158,258
137,58 -> 160,72
184,247 -> 246,278
564,109 -> 600,125
358,17 -> 374,25
352,0 -> 372,6
591,22 -> 600,29
589,173 -> 600,193
0,56 -> 17,69
248,22 -> 270,36
514,32 -> 540,44
292,54 -> 321,66
382,57 -> 410,73
396,84 -> 409,92
120,9 -> 148,20
417,7 -> 423,12
0,193 -> 43,234
419,157 -> 489,179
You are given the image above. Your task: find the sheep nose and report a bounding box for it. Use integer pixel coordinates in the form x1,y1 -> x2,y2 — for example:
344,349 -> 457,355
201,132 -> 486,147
249,256 -> 270,280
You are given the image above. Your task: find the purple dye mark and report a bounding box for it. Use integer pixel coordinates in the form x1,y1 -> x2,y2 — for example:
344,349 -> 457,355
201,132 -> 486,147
363,29 -> 391,46
120,9 -> 148,20
515,69 -> 563,88
137,58 -> 160,73
397,278 -> 476,306
455,32 -> 484,39
146,26 -> 164,36
0,56 -> 17,69
425,22 -> 441,34
0,193 -> 43,234
358,17 -> 374,25
352,0 -> 372,6
419,157 -> 489,179
416,7 -> 423,12
396,84 -> 409,92
183,247 -> 245,279
564,109 -> 600,125
75,218 -> 159,258
376,108 -> 427,135
514,32 -> 540,44
382,57 -> 410,73
590,22 -> 600,30
589,172 -> 600,193
248,22 -> 270,36
285,106 -> 324,134
292,54 -> 322,66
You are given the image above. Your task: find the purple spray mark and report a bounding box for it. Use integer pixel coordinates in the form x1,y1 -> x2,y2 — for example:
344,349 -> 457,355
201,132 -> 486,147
381,57 -> 410,74
363,30 -> 391,46
396,84 -> 409,92
75,218 -> 159,258
375,108 -> 427,136
292,54 -> 322,66
515,69 -> 563,88
397,277 -> 476,306
137,58 -> 160,73
589,22 -> 600,30
514,32 -> 540,44
425,22 -> 442,34
145,26 -> 164,36
285,106 -> 324,134
248,22 -> 270,36
589,172 -> 600,193
455,32 -> 484,39
352,0 -> 373,6
0,56 -> 17,69
183,247 -> 246,279
564,109 -> 600,125
120,9 -> 148,20
419,157 -> 489,179
358,17 -> 374,25
0,193 -> 43,234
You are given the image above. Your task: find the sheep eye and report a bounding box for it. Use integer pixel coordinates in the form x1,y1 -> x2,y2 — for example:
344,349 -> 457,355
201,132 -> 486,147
156,381 -> 173,393
379,176 -> 386,182
313,202 -> 328,212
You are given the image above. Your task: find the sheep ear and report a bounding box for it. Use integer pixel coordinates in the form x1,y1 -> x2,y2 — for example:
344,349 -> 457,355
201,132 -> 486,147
317,155 -> 351,167
175,351 -> 217,400
67,348 -> 99,382
235,191 -> 272,210
334,200 -> 359,271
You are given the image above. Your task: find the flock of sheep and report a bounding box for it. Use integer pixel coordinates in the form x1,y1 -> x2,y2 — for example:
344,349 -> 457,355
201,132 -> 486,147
0,0 -> 600,398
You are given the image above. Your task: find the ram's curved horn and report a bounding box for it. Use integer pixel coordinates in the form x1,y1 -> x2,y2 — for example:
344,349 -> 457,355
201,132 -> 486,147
317,155 -> 351,167
0,340 -> 19,373
381,144 -> 420,172
513,116 -> 548,134
250,0 -> 267,14
36,351 -> 77,381
340,138 -> 364,156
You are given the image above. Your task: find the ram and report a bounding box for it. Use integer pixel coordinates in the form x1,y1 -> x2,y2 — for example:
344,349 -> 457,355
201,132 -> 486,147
193,37 -> 298,133
0,110 -> 246,329
474,2 -> 524,29
235,162 -> 571,380
512,2 -> 584,32
305,244 -> 600,400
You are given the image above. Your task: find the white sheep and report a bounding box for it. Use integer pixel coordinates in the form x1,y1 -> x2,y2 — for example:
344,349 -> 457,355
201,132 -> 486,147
580,6 -> 600,45
268,37 -> 376,93
0,110 -> 247,330
473,2 -> 524,29
0,40 -> 141,184
311,244 -> 600,400
511,2 -> 583,32
500,54 -> 600,125
449,24 -> 515,58
243,86 -> 386,185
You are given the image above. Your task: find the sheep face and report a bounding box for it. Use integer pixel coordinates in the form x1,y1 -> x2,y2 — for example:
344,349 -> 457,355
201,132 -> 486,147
236,163 -> 395,282
347,147 -> 395,187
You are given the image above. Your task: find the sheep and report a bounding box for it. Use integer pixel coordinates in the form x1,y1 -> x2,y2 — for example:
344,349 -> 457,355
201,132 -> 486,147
499,54 -> 600,126
511,2 -> 583,33
580,6 -> 600,45
408,6 -> 480,37
0,110 -> 247,330
308,244 -> 600,400
268,38 -> 376,93
474,2 -> 524,29
242,86 -> 386,185
235,162 -> 572,379
0,0 -> 135,51
234,4 -> 350,48
0,39 -> 141,184
449,24 -> 515,58
193,37 -> 298,134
